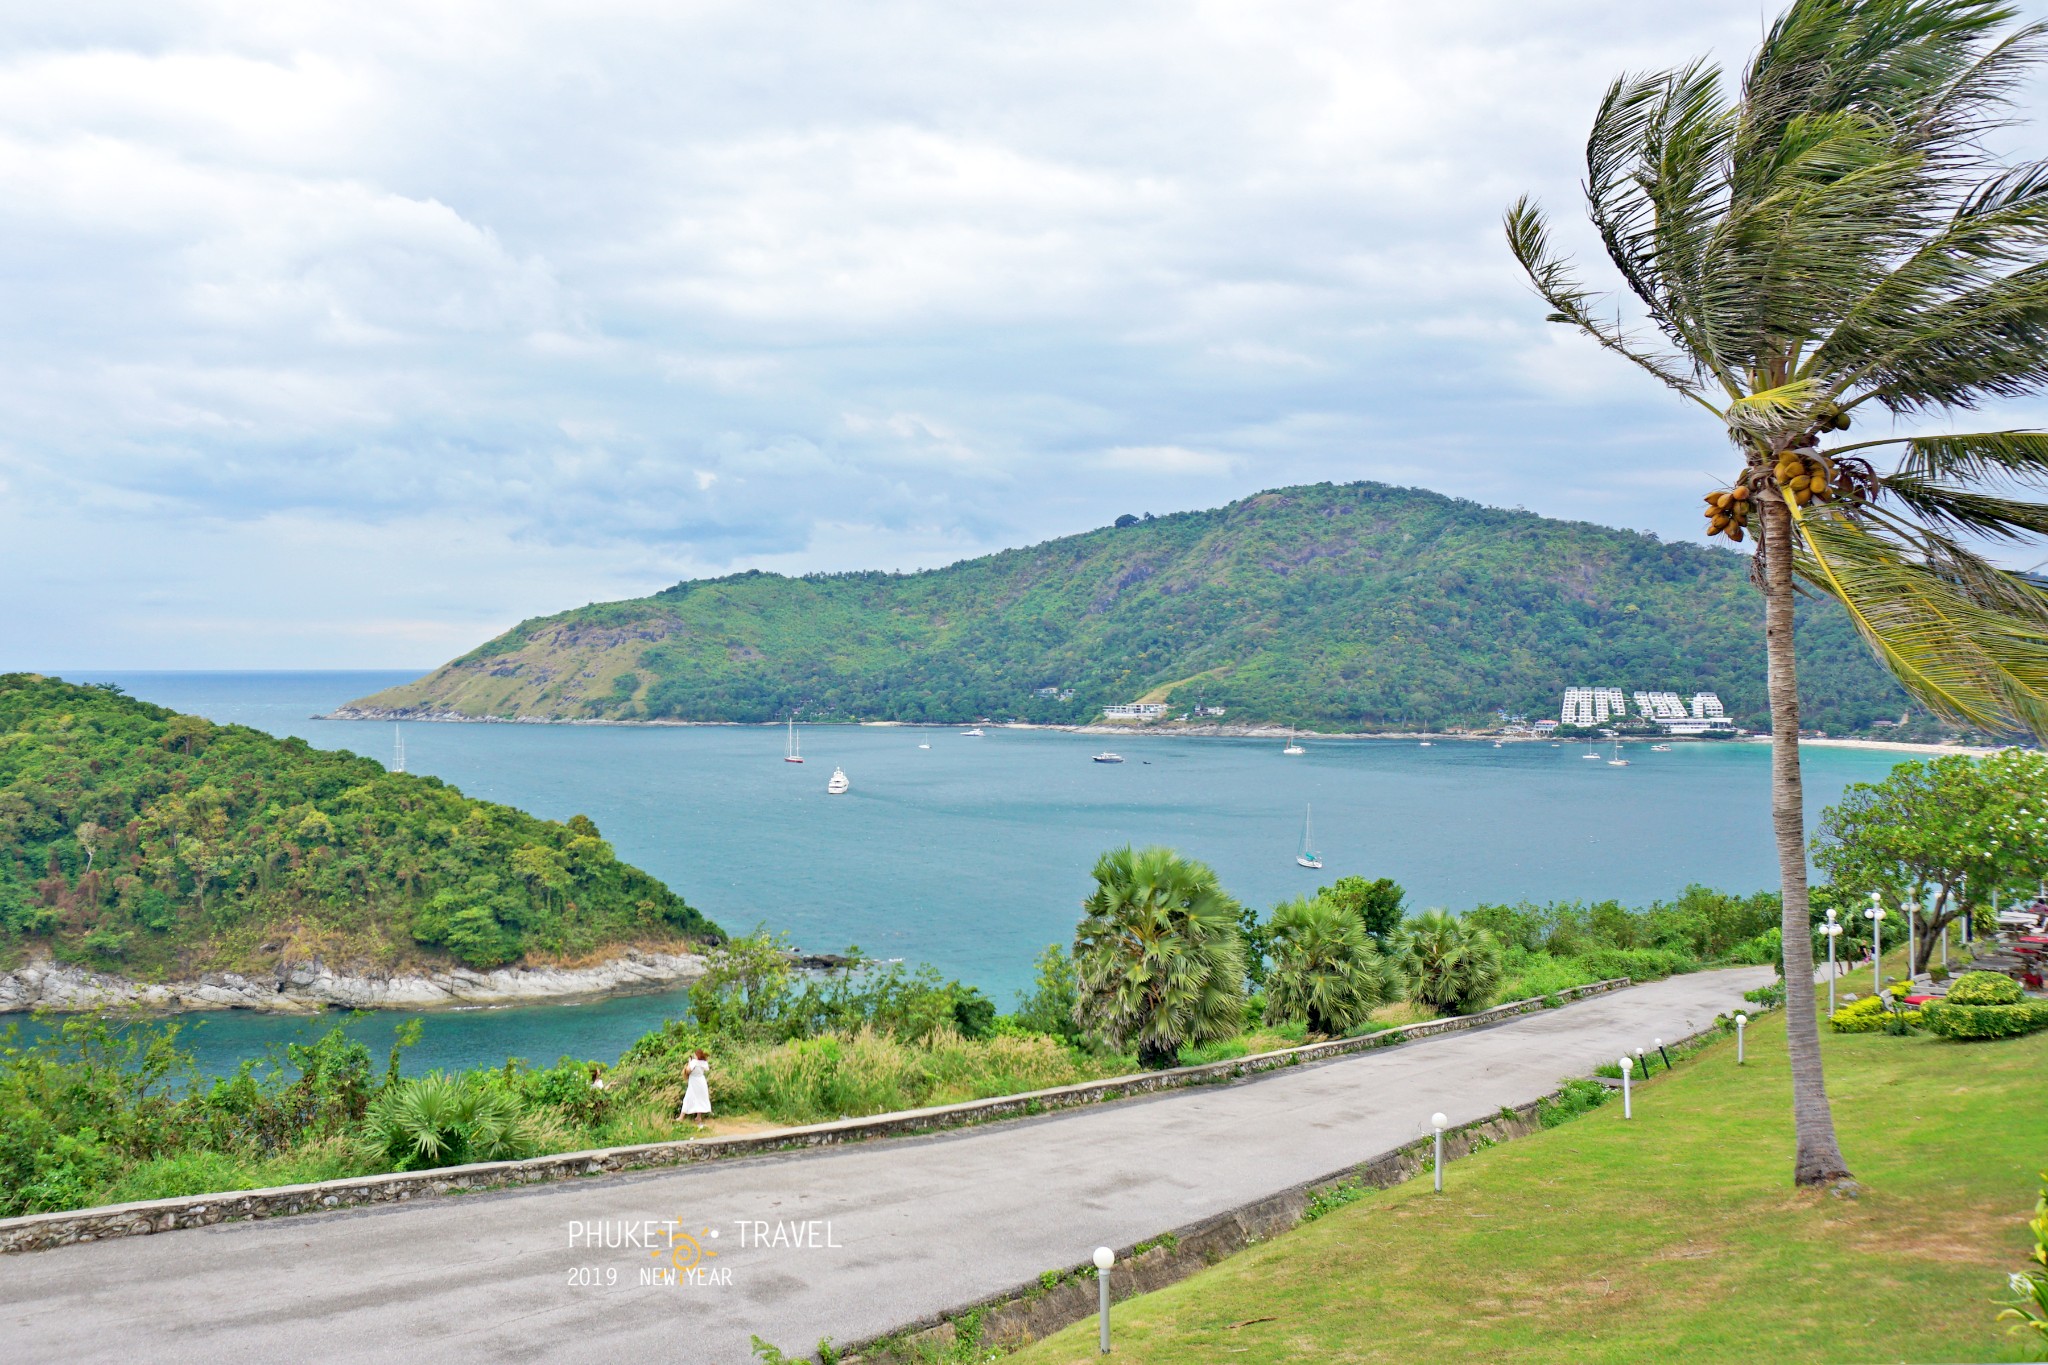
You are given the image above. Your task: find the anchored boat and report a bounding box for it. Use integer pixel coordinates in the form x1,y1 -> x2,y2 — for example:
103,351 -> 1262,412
784,715 -> 804,764
826,767 -> 850,795
1295,804 -> 1323,870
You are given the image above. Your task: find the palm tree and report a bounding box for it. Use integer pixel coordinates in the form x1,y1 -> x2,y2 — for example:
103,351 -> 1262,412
1263,896 -> 1400,1035
1399,909 -> 1504,1015
1507,0 -> 2048,1185
1072,846 -> 1246,1067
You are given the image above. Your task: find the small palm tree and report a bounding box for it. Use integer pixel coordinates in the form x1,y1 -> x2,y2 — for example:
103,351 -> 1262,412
1507,0 -> 2048,1185
361,1074 -> 528,1170
1073,846 -> 1246,1068
1399,910 -> 1503,1016
1263,896 -> 1400,1036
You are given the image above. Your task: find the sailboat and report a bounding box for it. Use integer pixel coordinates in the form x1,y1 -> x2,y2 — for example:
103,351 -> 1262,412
1607,739 -> 1630,767
1582,743 -> 1601,759
826,767 -> 850,795
1283,726 -> 1305,756
784,715 -> 805,764
1295,805 -> 1323,870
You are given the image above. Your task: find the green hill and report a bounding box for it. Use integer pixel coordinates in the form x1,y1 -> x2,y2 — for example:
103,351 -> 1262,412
0,675 -> 720,976
341,482 -> 1911,732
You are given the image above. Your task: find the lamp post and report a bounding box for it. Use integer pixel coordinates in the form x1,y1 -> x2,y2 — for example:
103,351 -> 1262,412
1620,1055 -> 1633,1118
1655,1037 -> 1671,1070
1093,1246 -> 1114,1354
1431,1112 -> 1447,1193
1866,892 -> 1885,995
1824,911 -> 1844,1015
1736,1012 -> 1748,1065
1634,1045 -> 1645,1077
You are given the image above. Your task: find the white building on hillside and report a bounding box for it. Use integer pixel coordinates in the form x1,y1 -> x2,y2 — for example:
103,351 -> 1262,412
1633,690 -> 1689,722
1561,687 -> 1628,727
1103,702 -> 1169,720
1691,692 -> 1726,722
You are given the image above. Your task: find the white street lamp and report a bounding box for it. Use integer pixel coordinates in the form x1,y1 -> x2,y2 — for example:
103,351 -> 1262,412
1736,1012 -> 1748,1065
1620,1055 -> 1633,1119
1093,1246 -> 1114,1354
1824,910 -> 1844,1015
1431,1112 -> 1448,1193
1866,893 -> 1885,995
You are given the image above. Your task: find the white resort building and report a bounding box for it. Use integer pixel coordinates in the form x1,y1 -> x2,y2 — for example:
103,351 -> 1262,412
1562,686 -> 1732,733
1102,702 -> 1169,720
1560,687 -> 1629,727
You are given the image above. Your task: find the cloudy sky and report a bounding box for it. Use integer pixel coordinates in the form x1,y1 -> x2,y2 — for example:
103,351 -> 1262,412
6,2 -> 2045,669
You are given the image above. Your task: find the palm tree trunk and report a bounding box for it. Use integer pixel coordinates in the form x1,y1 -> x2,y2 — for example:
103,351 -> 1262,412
1761,495 -> 1853,1186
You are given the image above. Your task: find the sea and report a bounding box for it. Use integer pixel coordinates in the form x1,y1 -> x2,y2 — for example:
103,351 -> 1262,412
21,670 -> 1908,1076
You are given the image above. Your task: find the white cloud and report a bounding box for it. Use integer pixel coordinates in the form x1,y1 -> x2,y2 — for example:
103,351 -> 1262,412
1,0 -> 2027,668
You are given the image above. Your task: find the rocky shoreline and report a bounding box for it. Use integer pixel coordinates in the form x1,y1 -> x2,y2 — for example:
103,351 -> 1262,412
0,948 -> 709,1015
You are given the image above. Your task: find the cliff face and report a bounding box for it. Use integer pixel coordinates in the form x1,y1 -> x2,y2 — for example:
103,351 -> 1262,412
338,481 -> 1912,732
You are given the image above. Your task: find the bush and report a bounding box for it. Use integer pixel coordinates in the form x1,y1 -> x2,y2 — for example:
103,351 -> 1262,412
1921,1000 -> 2048,1041
359,1074 -> 532,1170
1537,1077 -> 1611,1128
1576,946 -> 1696,984
1947,970 -> 2023,1006
1828,994 -> 1923,1034
1399,910 -> 1503,1015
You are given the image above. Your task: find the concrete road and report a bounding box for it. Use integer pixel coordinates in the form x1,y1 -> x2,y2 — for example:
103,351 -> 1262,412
0,968 -> 1768,1364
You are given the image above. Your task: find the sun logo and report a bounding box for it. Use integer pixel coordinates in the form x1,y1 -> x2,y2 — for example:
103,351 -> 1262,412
652,1220 -> 719,1273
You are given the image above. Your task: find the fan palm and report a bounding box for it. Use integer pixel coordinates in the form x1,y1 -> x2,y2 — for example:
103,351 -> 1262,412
1507,0 -> 2048,1184
1072,846 -> 1246,1068
1263,896 -> 1400,1036
1398,909 -> 1504,1016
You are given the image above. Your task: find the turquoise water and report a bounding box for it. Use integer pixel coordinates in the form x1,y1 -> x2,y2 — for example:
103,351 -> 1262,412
33,671 -> 1907,1076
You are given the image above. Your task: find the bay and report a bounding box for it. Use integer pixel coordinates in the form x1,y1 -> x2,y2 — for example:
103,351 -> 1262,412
33,670 -> 1908,1077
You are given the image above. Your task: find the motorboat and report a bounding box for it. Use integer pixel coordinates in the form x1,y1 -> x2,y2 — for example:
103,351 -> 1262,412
960,728 -> 985,737
1092,752 -> 1125,764
1651,743 -> 1672,752
826,767 -> 850,795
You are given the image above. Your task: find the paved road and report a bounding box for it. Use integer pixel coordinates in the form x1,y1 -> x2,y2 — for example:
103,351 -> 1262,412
0,968 -> 1767,1364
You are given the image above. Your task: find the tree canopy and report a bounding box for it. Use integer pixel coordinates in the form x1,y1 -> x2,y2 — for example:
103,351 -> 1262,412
0,674 -> 719,975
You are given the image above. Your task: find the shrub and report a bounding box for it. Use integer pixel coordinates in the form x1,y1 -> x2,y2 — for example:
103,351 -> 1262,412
1947,970 -> 2023,1006
1921,1000 -> 2048,1041
1828,994 -> 1923,1034
1263,896 -> 1398,1035
1537,1077 -> 1611,1128
1576,946 -> 1695,984
1399,910 -> 1503,1015
359,1073 -> 531,1169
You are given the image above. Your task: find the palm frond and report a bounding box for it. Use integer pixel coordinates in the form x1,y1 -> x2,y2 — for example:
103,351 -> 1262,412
1875,471 -> 2048,538
1504,197 -> 1712,400
1793,503 -> 2048,734
1834,428 -> 2048,483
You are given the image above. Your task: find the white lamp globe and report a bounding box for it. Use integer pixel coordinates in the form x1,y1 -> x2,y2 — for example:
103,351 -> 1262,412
1431,1112 -> 1447,1129
1092,1247 -> 1114,1272
1736,1013 -> 1748,1025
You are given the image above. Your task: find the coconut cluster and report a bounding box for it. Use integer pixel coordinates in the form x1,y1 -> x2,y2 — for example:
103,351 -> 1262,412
1702,409 -> 1850,543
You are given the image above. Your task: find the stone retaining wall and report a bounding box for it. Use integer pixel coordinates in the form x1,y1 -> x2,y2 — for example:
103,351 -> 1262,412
0,978 -> 1628,1256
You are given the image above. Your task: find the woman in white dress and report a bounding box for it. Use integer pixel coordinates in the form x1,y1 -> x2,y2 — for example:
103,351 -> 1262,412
680,1049 -> 712,1120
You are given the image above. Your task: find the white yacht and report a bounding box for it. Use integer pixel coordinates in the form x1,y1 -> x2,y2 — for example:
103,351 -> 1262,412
1092,752 -> 1124,764
784,715 -> 804,764
1651,743 -> 1672,752
826,767 -> 850,795
960,727 -> 985,738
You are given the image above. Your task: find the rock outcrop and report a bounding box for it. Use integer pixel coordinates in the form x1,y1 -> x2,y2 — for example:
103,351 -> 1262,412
0,949 -> 709,1014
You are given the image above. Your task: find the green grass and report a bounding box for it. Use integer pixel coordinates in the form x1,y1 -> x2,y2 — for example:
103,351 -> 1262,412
1010,1010 -> 2047,1364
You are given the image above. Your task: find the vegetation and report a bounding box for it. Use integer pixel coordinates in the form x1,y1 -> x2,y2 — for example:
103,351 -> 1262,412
1072,847 -> 1246,1068
1397,909 -> 1504,1015
1813,751 -> 2048,966
337,482 -> 1913,733
1260,897 -> 1397,1036
1505,0 -> 2048,1187
2001,1174 -> 2048,1354
1010,1011 -> 2048,1364
0,675 -> 719,975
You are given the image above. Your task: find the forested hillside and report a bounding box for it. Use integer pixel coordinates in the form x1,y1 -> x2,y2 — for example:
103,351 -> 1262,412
0,675 -> 720,975
342,482 -> 1911,732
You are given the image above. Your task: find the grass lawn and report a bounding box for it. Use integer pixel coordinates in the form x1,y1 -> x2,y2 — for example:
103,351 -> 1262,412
1010,1008 -> 2048,1364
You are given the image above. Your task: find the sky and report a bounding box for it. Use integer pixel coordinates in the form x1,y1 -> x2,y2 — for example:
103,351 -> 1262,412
6,2 -> 2047,669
